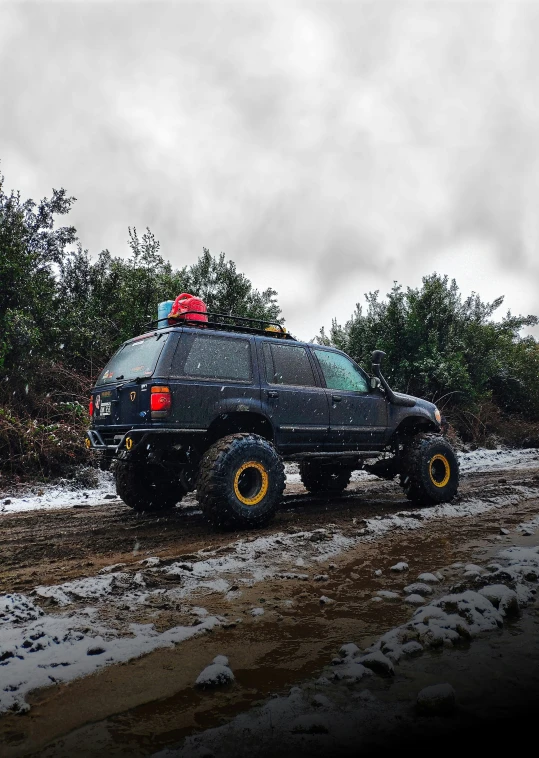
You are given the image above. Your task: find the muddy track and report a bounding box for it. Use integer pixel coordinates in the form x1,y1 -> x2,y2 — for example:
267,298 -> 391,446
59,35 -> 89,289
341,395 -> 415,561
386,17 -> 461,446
1,464 -> 539,757
1,467 -> 537,594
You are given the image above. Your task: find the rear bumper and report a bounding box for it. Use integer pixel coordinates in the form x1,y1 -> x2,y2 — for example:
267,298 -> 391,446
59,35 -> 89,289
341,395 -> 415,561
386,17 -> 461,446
85,429 -> 129,452
85,427 -> 207,453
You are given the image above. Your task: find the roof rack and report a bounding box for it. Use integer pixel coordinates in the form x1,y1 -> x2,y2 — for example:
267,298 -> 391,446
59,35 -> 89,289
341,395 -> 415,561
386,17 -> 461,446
143,311 -> 296,340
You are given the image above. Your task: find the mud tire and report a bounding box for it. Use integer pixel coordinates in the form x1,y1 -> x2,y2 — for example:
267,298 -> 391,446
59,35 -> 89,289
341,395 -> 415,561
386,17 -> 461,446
299,461 -> 353,495
197,433 -> 285,530
115,461 -> 184,512
399,433 -> 459,505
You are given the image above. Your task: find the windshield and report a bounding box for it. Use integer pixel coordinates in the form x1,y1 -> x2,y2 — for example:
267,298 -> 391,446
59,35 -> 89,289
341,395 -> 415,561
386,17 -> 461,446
96,334 -> 168,385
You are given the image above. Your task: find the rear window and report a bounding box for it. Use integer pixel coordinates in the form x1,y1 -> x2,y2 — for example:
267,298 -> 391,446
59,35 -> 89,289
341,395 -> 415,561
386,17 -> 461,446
262,342 -> 317,387
171,334 -> 252,382
96,334 -> 168,385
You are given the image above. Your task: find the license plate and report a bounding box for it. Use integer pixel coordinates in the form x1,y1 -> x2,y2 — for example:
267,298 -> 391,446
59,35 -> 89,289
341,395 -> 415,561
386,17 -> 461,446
100,402 -> 112,416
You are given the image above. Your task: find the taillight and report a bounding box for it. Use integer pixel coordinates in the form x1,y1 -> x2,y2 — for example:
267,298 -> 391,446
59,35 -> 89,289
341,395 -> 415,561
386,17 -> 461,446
89,397 -> 94,417
150,386 -> 171,416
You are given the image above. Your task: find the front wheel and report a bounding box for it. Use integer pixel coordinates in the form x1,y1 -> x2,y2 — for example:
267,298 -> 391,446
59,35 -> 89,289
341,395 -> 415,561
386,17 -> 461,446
115,462 -> 185,512
197,433 -> 285,530
399,433 -> 459,505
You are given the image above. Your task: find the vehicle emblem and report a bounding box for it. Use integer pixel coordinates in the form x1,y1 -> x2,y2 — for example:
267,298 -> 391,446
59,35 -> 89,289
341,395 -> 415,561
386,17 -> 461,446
130,391 -> 136,402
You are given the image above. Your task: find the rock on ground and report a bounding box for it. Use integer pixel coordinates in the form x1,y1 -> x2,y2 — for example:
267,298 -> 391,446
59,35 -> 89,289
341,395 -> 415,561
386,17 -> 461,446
416,683 -> 456,716
195,660 -> 234,688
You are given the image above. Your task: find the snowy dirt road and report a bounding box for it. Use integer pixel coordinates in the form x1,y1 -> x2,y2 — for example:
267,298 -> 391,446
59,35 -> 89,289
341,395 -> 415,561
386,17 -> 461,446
1,449 -> 539,757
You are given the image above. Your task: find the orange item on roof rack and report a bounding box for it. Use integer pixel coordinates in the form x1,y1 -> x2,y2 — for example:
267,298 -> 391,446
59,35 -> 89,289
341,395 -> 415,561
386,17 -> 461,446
167,293 -> 208,325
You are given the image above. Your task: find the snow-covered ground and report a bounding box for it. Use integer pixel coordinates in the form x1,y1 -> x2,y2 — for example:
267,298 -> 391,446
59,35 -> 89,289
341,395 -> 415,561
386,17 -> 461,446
0,594 -> 222,713
0,469 -> 117,514
2,447 -> 538,514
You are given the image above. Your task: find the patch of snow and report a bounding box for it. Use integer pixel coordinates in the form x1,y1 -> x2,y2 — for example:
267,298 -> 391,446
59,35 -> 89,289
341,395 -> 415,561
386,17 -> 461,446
250,607 -> 264,616
417,573 -> 440,583
339,642 -> 360,658
403,583 -> 433,595
34,572 -> 144,605
0,470 -> 117,514
0,594 -> 44,624
404,594 -> 426,605
390,562 -> 409,572
0,596 -> 221,713
332,661 -> 370,682
464,563 -> 485,575
358,651 -> 394,676
478,585 -> 519,616
376,590 -> 400,600
457,447 -> 539,474
401,640 -> 423,656
139,557 -> 160,567
195,662 -> 234,688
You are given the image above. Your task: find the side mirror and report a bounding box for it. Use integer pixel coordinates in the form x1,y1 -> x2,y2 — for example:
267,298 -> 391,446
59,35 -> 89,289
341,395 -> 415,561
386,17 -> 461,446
370,376 -> 381,390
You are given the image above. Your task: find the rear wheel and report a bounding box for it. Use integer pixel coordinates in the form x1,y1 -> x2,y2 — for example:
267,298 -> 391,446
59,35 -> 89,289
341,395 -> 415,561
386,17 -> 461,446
299,461 -> 353,495
399,433 -> 459,505
115,461 -> 184,512
197,433 -> 285,530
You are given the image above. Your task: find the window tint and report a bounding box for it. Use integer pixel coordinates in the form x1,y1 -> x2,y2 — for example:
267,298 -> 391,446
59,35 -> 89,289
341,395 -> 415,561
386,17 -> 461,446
263,343 -> 317,387
314,349 -> 368,393
174,335 -> 252,382
96,334 -> 168,385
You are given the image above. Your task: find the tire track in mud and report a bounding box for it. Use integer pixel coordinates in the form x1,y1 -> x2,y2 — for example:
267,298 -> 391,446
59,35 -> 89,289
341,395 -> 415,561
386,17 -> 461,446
2,466 -> 538,594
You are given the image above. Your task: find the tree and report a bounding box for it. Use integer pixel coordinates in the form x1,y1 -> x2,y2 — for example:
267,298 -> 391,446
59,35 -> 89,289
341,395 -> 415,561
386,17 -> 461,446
0,170 -> 77,387
320,274 -> 539,421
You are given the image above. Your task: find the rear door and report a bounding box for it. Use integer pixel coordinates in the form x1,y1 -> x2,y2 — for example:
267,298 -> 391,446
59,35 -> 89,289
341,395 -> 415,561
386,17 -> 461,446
258,340 -> 329,451
311,348 -> 388,449
168,332 -> 259,430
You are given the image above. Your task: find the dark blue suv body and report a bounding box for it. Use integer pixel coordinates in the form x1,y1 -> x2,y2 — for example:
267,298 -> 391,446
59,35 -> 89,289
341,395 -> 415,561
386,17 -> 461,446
86,319 -> 458,529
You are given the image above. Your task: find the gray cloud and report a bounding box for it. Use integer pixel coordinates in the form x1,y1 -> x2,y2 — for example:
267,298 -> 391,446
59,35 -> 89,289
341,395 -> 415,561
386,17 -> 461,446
1,1 -> 539,339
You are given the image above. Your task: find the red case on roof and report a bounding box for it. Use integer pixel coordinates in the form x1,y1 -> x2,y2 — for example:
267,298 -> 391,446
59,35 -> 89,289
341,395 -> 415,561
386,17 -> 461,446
167,293 -> 208,324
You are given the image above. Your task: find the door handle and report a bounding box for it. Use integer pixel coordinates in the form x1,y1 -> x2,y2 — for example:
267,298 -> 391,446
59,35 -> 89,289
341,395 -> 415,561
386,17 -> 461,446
267,390 -> 279,398
332,395 -> 342,402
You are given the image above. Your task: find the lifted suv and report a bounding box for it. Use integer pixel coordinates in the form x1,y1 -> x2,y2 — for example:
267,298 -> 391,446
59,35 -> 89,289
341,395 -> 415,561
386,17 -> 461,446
86,314 -> 459,529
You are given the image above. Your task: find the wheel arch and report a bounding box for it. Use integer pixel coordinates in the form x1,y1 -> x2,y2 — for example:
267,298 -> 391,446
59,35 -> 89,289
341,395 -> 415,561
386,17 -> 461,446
392,415 -> 439,443
205,412 -> 275,448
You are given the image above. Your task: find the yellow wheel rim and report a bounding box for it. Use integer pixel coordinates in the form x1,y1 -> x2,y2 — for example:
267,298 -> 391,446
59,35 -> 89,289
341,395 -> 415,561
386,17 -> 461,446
429,453 -> 451,488
125,437 -> 133,451
233,461 -> 269,506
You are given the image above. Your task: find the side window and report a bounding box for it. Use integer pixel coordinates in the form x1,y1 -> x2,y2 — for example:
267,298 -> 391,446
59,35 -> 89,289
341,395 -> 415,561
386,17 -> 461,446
262,343 -> 317,387
172,335 -> 252,382
313,349 -> 368,393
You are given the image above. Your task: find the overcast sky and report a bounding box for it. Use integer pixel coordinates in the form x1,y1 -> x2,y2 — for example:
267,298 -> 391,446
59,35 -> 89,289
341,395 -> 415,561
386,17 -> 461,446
1,0 -> 539,340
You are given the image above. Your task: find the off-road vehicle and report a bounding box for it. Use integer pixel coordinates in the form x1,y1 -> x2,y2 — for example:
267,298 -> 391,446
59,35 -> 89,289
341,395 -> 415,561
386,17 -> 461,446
86,312 -> 458,529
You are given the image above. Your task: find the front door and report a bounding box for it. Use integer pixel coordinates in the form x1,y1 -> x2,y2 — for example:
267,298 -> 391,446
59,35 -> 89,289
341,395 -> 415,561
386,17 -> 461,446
258,341 -> 329,452
311,348 -> 388,449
